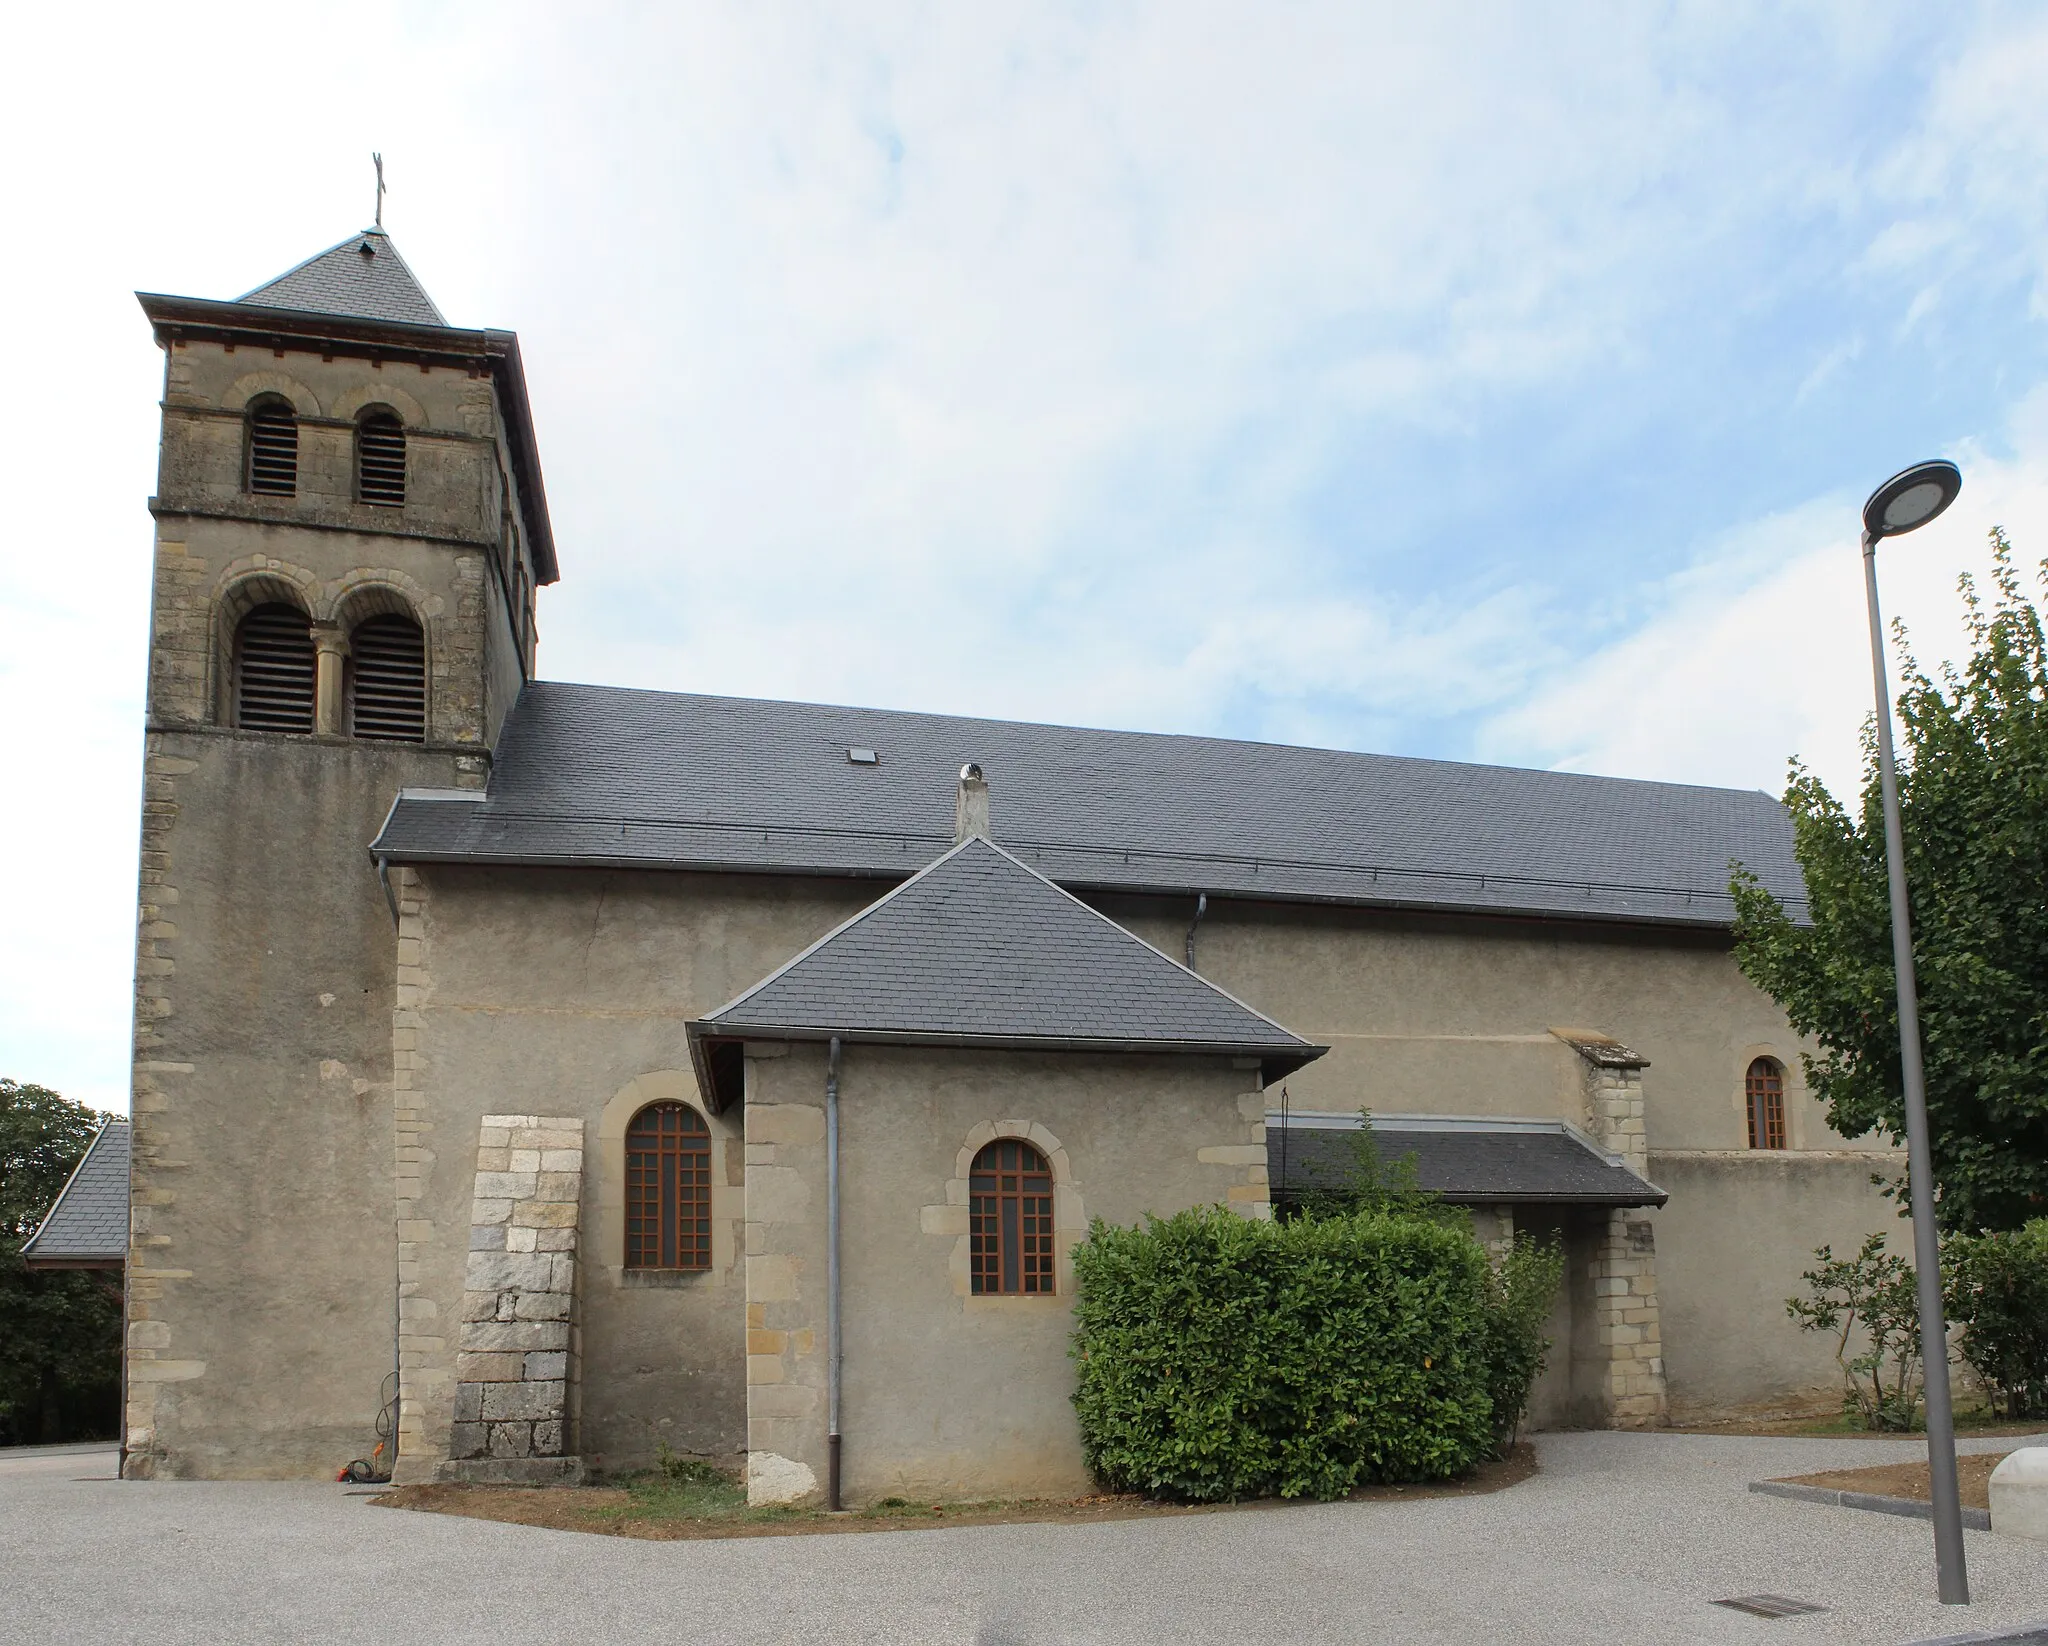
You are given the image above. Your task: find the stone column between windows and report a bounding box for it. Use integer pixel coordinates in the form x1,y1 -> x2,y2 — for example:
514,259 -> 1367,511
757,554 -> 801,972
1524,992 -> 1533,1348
1553,1029 -> 1669,1429
312,625 -> 347,735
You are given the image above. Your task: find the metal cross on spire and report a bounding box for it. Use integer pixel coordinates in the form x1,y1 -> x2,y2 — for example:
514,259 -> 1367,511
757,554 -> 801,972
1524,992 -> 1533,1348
372,152 -> 385,229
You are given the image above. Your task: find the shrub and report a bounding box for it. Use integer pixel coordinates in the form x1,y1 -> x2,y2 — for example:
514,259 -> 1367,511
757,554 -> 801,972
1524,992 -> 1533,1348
1478,1232 -> 1566,1457
1944,1220 -> 2048,1420
1069,1206 -> 1497,1501
1786,1232 -> 1924,1430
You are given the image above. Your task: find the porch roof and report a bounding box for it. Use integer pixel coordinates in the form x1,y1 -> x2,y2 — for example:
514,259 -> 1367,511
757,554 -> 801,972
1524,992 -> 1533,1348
1267,1112 -> 1667,1209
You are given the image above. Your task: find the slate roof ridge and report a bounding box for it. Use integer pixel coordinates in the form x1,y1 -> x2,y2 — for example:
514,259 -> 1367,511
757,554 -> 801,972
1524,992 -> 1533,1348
969,835 -> 1313,1047
21,1116 -> 130,1264
369,680 -> 1807,929
238,226 -> 449,326
698,833 -> 1316,1059
701,834 -> 1310,1047
699,835 -> 985,1025
517,679 -> 1775,805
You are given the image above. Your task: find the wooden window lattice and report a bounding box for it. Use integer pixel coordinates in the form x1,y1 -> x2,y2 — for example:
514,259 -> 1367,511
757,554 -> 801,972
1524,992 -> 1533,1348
348,614 -> 426,743
246,400 -> 298,496
356,412 -> 407,507
970,1139 -> 1055,1295
234,603 -> 316,734
1747,1058 -> 1787,1150
626,1103 -> 712,1270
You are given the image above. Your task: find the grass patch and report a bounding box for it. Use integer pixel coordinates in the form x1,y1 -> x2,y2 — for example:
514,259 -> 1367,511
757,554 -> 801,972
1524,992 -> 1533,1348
370,1444 -> 1536,1541
1675,1398 -> 2048,1439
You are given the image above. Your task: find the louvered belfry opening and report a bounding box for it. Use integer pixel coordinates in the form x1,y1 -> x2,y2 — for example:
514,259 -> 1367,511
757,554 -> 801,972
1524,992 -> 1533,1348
355,411 -> 407,507
348,614 -> 427,742
234,604 -> 316,733
245,399 -> 298,496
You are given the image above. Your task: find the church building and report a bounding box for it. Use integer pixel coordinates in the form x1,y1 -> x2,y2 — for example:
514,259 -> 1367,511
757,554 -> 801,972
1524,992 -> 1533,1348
119,224 -> 1898,1498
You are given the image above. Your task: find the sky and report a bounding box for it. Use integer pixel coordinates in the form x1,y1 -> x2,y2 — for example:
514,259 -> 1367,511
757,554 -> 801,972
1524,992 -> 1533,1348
4,2 -> 2048,1113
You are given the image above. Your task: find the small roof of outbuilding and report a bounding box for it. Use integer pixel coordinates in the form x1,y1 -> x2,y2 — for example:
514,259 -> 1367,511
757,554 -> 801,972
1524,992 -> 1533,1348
238,227 -> 447,326
1268,1112 -> 1666,1208
21,1119 -> 130,1270
688,835 -> 1323,1104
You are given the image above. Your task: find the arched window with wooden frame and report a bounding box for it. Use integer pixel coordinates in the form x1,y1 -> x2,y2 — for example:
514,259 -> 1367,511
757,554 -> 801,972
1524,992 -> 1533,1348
625,1102 -> 712,1270
355,408 -> 407,507
1746,1057 -> 1788,1150
233,602 -> 316,733
245,396 -> 298,496
347,612 -> 426,742
970,1139 -> 1055,1295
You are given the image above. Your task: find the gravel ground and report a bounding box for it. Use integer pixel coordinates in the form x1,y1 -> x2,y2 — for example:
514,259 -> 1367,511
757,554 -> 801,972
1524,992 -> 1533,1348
4,1431 -> 2046,1645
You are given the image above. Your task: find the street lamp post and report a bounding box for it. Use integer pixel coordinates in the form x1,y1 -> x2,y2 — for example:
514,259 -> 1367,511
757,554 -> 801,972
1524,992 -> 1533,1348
1858,458 -> 1967,1606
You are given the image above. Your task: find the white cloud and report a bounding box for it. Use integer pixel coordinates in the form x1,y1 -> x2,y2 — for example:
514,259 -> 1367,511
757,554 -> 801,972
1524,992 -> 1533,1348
1484,400 -> 2048,801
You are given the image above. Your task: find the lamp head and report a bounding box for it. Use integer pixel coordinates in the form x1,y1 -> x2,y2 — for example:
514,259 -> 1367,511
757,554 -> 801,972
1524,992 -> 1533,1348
1863,460 -> 1962,540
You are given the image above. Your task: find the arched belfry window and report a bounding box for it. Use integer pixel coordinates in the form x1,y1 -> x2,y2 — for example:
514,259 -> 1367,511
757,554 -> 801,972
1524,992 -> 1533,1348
1747,1057 -> 1787,1150
970,1139 -> 1055,1295
626,1103 -> 712,1270
245,398 -> 298,496
355,410 -> 407,507
233,603 -> 316,733
347,613 -> 426,743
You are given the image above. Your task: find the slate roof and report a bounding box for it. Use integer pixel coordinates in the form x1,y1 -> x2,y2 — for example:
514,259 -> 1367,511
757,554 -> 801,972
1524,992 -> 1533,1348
691,835 -> 1323,1082
1268,1113 -> 1666,1208
371,682 -> 1807,929
21,1120 -> 130,1269
239,228 -> 448,327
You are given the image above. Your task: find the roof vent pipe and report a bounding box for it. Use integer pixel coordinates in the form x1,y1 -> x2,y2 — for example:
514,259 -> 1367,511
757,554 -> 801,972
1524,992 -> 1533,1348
955,763 -> 990,842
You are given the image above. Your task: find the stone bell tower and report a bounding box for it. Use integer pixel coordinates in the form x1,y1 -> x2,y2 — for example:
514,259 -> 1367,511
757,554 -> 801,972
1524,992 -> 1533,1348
126,226 -> 558,1477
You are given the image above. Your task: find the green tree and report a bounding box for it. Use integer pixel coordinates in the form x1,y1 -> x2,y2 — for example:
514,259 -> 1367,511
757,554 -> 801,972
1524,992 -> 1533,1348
1732,530 -> 2048,1233
0,1079 -> 123,1445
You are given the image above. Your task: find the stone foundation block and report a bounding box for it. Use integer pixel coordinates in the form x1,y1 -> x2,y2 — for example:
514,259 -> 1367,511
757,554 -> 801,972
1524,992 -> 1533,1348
481,1380 -> 566,1422
1991,1448 -> 2048,1543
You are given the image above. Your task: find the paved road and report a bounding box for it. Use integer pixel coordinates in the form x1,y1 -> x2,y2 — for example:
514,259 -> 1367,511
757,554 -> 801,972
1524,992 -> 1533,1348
4,1432 -> 2046,1645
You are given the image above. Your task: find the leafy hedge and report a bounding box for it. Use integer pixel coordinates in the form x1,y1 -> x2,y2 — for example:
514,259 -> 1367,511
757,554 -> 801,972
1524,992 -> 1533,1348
1946,1220 -> 2048,1420
1070,1206 -> 1534,1501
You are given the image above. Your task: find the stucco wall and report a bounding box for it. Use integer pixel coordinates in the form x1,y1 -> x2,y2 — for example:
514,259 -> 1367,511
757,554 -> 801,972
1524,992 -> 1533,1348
1650,1151 -> 1910,1420
390,866 -> 876,1477
1101,894 -> 1868,1154
129,731 -> 462,1477
741,1043 -> 1268,1506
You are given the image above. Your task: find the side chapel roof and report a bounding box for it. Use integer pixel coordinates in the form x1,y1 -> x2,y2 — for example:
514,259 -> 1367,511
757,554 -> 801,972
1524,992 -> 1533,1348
21,1119 -> 131,1271
687,835 -> 1324,1102
373,682 -> 1808,930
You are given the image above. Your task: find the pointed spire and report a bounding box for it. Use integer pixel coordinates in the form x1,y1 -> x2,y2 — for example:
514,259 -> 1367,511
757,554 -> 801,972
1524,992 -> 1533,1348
238,228 -> 447,327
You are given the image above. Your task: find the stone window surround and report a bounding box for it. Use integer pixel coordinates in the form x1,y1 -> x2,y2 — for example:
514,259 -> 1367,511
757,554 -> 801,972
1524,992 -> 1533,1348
210,556 -> 441,738
593,1070 -> 743,1289
1733,1042 -> 1804,1151
922,1120 -> 1086,1303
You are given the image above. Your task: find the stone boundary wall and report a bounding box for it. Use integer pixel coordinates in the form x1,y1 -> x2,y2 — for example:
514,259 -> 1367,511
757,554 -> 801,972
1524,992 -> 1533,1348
443,1115 -> 585,1482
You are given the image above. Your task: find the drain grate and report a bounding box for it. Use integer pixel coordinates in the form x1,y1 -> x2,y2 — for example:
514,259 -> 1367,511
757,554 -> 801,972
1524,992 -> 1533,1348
1714,1595 -> 1830,1619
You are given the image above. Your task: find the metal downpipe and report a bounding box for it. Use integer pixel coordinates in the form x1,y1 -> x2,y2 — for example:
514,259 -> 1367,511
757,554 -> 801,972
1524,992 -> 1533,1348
826,1035 -> 843,1511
